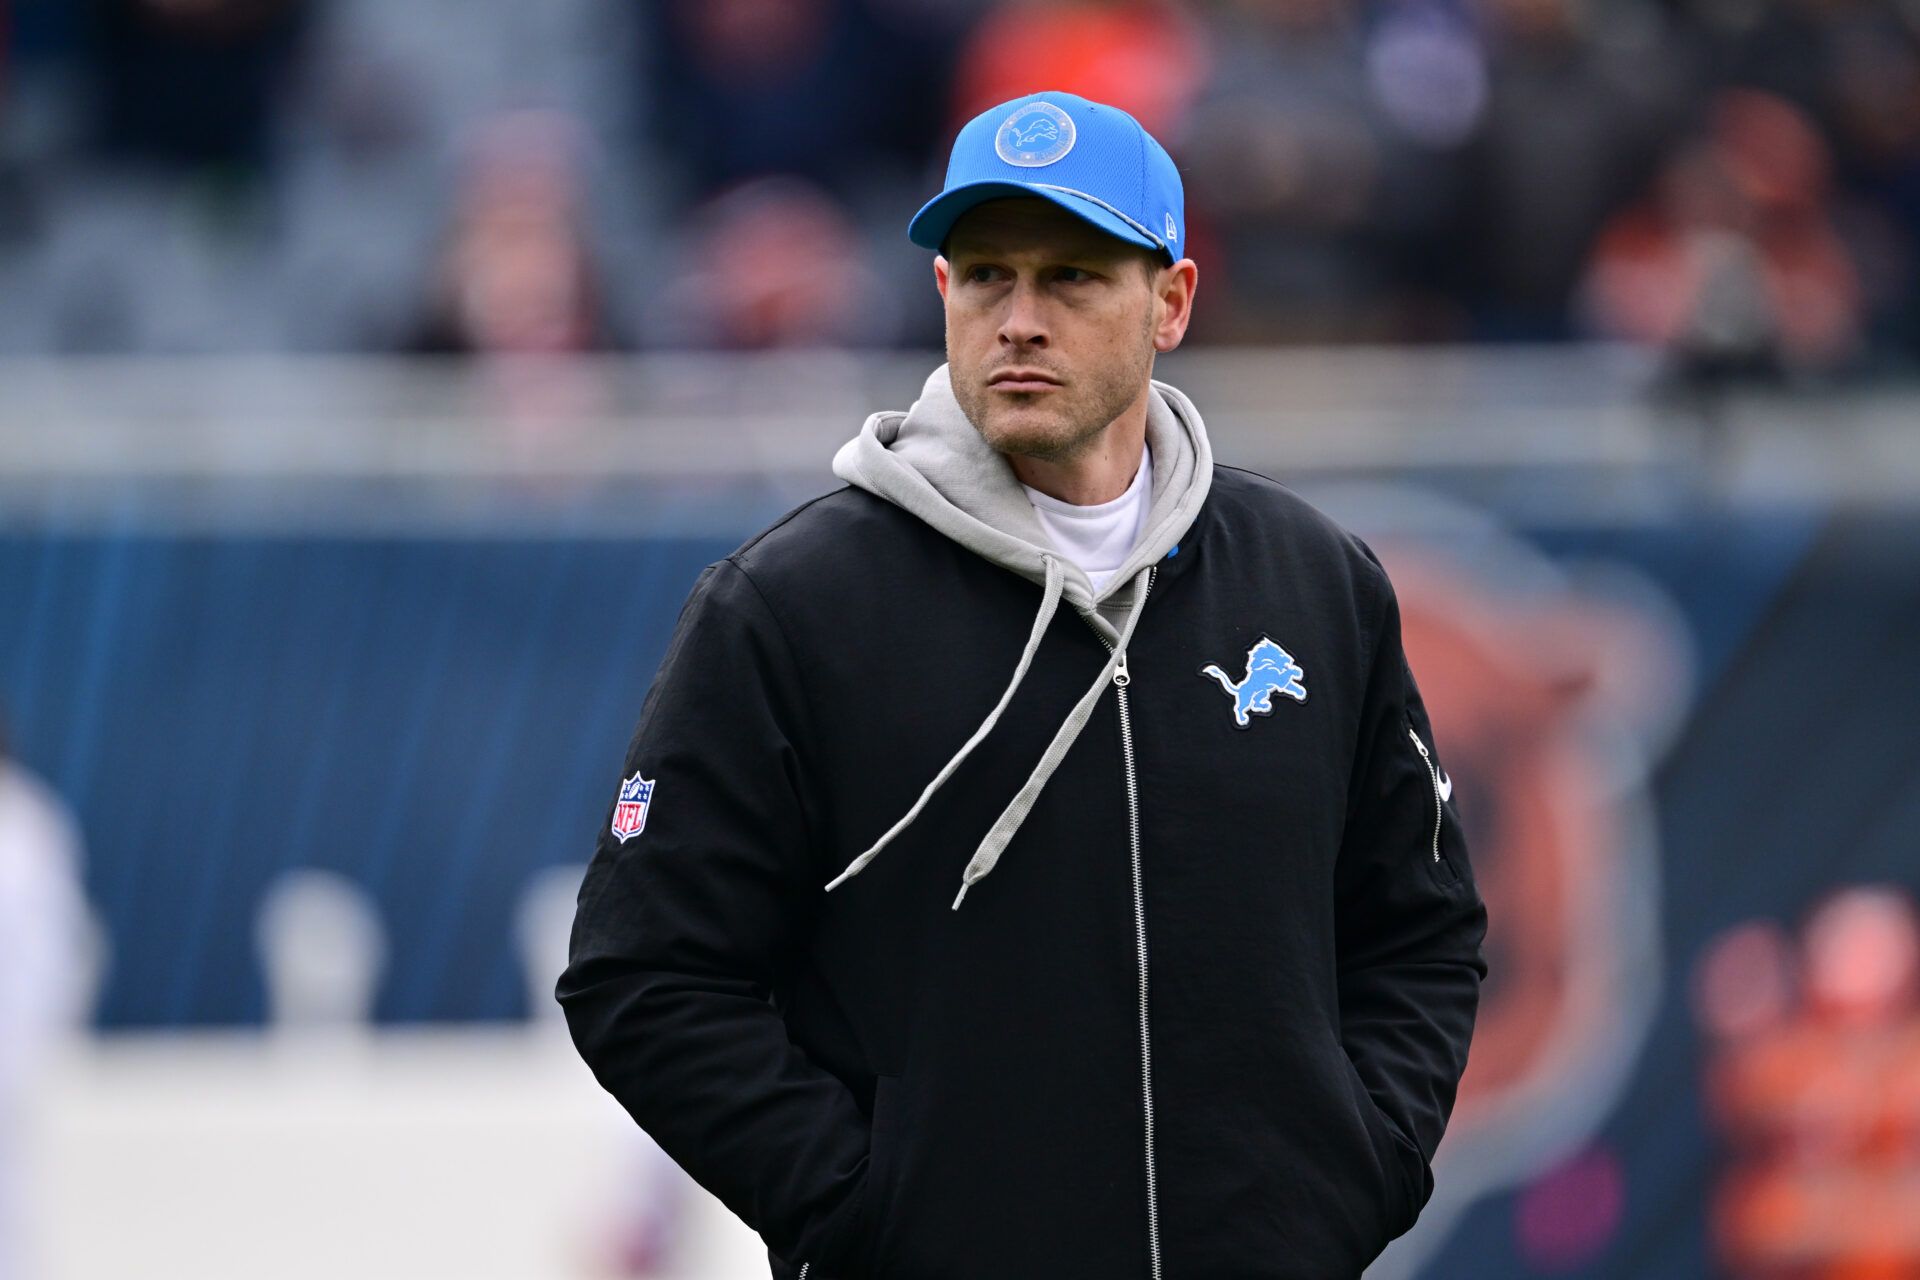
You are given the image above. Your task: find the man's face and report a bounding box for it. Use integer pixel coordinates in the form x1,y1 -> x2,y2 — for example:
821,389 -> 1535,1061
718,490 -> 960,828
936,198 -> 1171,464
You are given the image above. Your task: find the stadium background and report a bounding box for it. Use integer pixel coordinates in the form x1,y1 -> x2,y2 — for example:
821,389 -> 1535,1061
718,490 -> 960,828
4,1 -> 1920,1277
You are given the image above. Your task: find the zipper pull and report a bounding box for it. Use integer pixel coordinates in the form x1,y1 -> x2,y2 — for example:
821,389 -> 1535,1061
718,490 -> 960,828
1407,726 -> 1445,865
1113,649 -> 1131,687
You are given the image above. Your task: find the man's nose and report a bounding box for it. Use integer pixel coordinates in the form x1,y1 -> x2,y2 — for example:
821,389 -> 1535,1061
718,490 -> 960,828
998,277 -> 1049,349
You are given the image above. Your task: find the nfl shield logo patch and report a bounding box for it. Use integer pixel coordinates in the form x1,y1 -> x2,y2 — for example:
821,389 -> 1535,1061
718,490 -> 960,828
611,770 -> 655,842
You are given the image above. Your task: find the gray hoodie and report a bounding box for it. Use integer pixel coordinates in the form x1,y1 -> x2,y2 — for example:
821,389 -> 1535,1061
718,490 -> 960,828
824,362 -> 1214,908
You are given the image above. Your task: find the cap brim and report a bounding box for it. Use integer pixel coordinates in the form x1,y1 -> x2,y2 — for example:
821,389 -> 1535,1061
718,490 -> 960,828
908,180 -> 1170,261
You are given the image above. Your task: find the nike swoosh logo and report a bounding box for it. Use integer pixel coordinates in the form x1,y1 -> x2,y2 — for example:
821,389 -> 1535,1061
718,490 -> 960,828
1437,769 -> 1453,803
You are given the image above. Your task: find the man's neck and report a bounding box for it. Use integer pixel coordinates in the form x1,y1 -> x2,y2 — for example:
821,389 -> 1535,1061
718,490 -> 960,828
1007,387 -> 1150,505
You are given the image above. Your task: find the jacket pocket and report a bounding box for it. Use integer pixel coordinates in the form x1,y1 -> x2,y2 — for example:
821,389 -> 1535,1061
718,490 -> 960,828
862,1072 -> 903,1272
1338,1049 -> 1420,1245
797,1072 -> 901,1280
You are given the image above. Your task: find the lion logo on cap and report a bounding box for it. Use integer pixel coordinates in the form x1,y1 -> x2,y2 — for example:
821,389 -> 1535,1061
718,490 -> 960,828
995,102 -> 1076,167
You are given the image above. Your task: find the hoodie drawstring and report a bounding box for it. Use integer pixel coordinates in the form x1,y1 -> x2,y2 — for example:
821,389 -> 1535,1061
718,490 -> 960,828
823,556 -> 1155,911
950,562 -> 1151,909
823,553 -> 1066,894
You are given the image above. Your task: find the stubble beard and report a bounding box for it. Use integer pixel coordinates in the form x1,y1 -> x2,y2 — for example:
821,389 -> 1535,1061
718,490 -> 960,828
952,309 -> 1157,465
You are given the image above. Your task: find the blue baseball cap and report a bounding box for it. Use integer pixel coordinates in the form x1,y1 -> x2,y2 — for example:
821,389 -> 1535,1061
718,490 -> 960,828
909,91 -> 1186,265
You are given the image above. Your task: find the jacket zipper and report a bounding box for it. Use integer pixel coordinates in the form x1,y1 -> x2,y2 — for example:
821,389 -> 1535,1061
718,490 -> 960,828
798,1265 -> 809,1279
1406,725 -> 1443,864
817,569 -> 1166,1280
1095,564 -> 1163,1280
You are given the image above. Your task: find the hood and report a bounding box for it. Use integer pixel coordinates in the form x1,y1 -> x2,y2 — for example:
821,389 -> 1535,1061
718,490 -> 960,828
824,362 -> 1213,909
831,362 -> 1212,637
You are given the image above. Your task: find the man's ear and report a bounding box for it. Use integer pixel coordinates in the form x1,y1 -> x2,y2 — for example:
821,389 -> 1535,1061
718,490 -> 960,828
934,255 -> 950,303
1153,258 -> 1199,353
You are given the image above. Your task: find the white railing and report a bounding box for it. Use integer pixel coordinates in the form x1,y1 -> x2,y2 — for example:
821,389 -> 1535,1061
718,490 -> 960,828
3,347 -> 1918,505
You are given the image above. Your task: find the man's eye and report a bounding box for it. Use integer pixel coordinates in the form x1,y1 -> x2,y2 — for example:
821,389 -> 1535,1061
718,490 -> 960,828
1057,268 -> 1092,283
966,266 -> 1001,283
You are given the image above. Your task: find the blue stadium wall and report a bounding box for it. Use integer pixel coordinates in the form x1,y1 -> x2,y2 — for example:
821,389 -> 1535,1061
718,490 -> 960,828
6,493 -> 1919,1279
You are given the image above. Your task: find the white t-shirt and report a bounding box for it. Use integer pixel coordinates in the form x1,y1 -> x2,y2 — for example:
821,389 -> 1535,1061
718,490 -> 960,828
1021,444 -> 1153,594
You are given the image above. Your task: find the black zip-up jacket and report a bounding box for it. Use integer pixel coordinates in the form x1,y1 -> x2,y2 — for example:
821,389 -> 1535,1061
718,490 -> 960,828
559,375 -> 1488,1279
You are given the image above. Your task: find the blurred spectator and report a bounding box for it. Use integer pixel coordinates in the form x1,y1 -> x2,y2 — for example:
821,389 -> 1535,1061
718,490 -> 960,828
641,0 -> 960,209
1688,0 -> 1882,123
2,0 -> 86,252
1578,89 -> 1863,381
1,0 -> 1918,365
1176,0 -> 1400,341
1693,887 -> 1920,1277
1820,9 -> 1920,365
948,0 -> 1209,140
89,0 -> 314,178
1358,0 -> 1492,338
1364,0 -> 1489,153
403,110 -> 626,356
1457,0 -> 1682,339
643,174 -> 901,349
0,707 -> 94,1280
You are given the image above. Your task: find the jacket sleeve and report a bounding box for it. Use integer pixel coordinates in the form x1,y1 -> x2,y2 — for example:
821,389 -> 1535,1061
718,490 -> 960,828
556,556 -> 874,1273
1333,542 -> 1489,1233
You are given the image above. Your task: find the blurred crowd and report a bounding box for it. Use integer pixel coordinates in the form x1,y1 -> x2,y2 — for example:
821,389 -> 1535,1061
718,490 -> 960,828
2,0 -> 1919,378
1693,886 -> 1920,1276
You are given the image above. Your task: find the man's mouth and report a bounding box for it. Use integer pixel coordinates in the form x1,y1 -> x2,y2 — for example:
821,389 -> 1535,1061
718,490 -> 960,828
988,369 -> 1062,393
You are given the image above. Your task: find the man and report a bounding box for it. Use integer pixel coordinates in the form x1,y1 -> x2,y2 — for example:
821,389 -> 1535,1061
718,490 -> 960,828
559,91 -> 1488,1279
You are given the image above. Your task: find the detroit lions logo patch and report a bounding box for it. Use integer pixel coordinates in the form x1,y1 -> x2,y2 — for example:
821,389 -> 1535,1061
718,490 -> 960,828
1200,636 -> 1307,728
994,101 -> 1076,167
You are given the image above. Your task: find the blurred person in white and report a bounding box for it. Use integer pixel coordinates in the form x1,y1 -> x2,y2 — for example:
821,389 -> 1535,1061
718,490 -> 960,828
0,707 -> 94,1280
